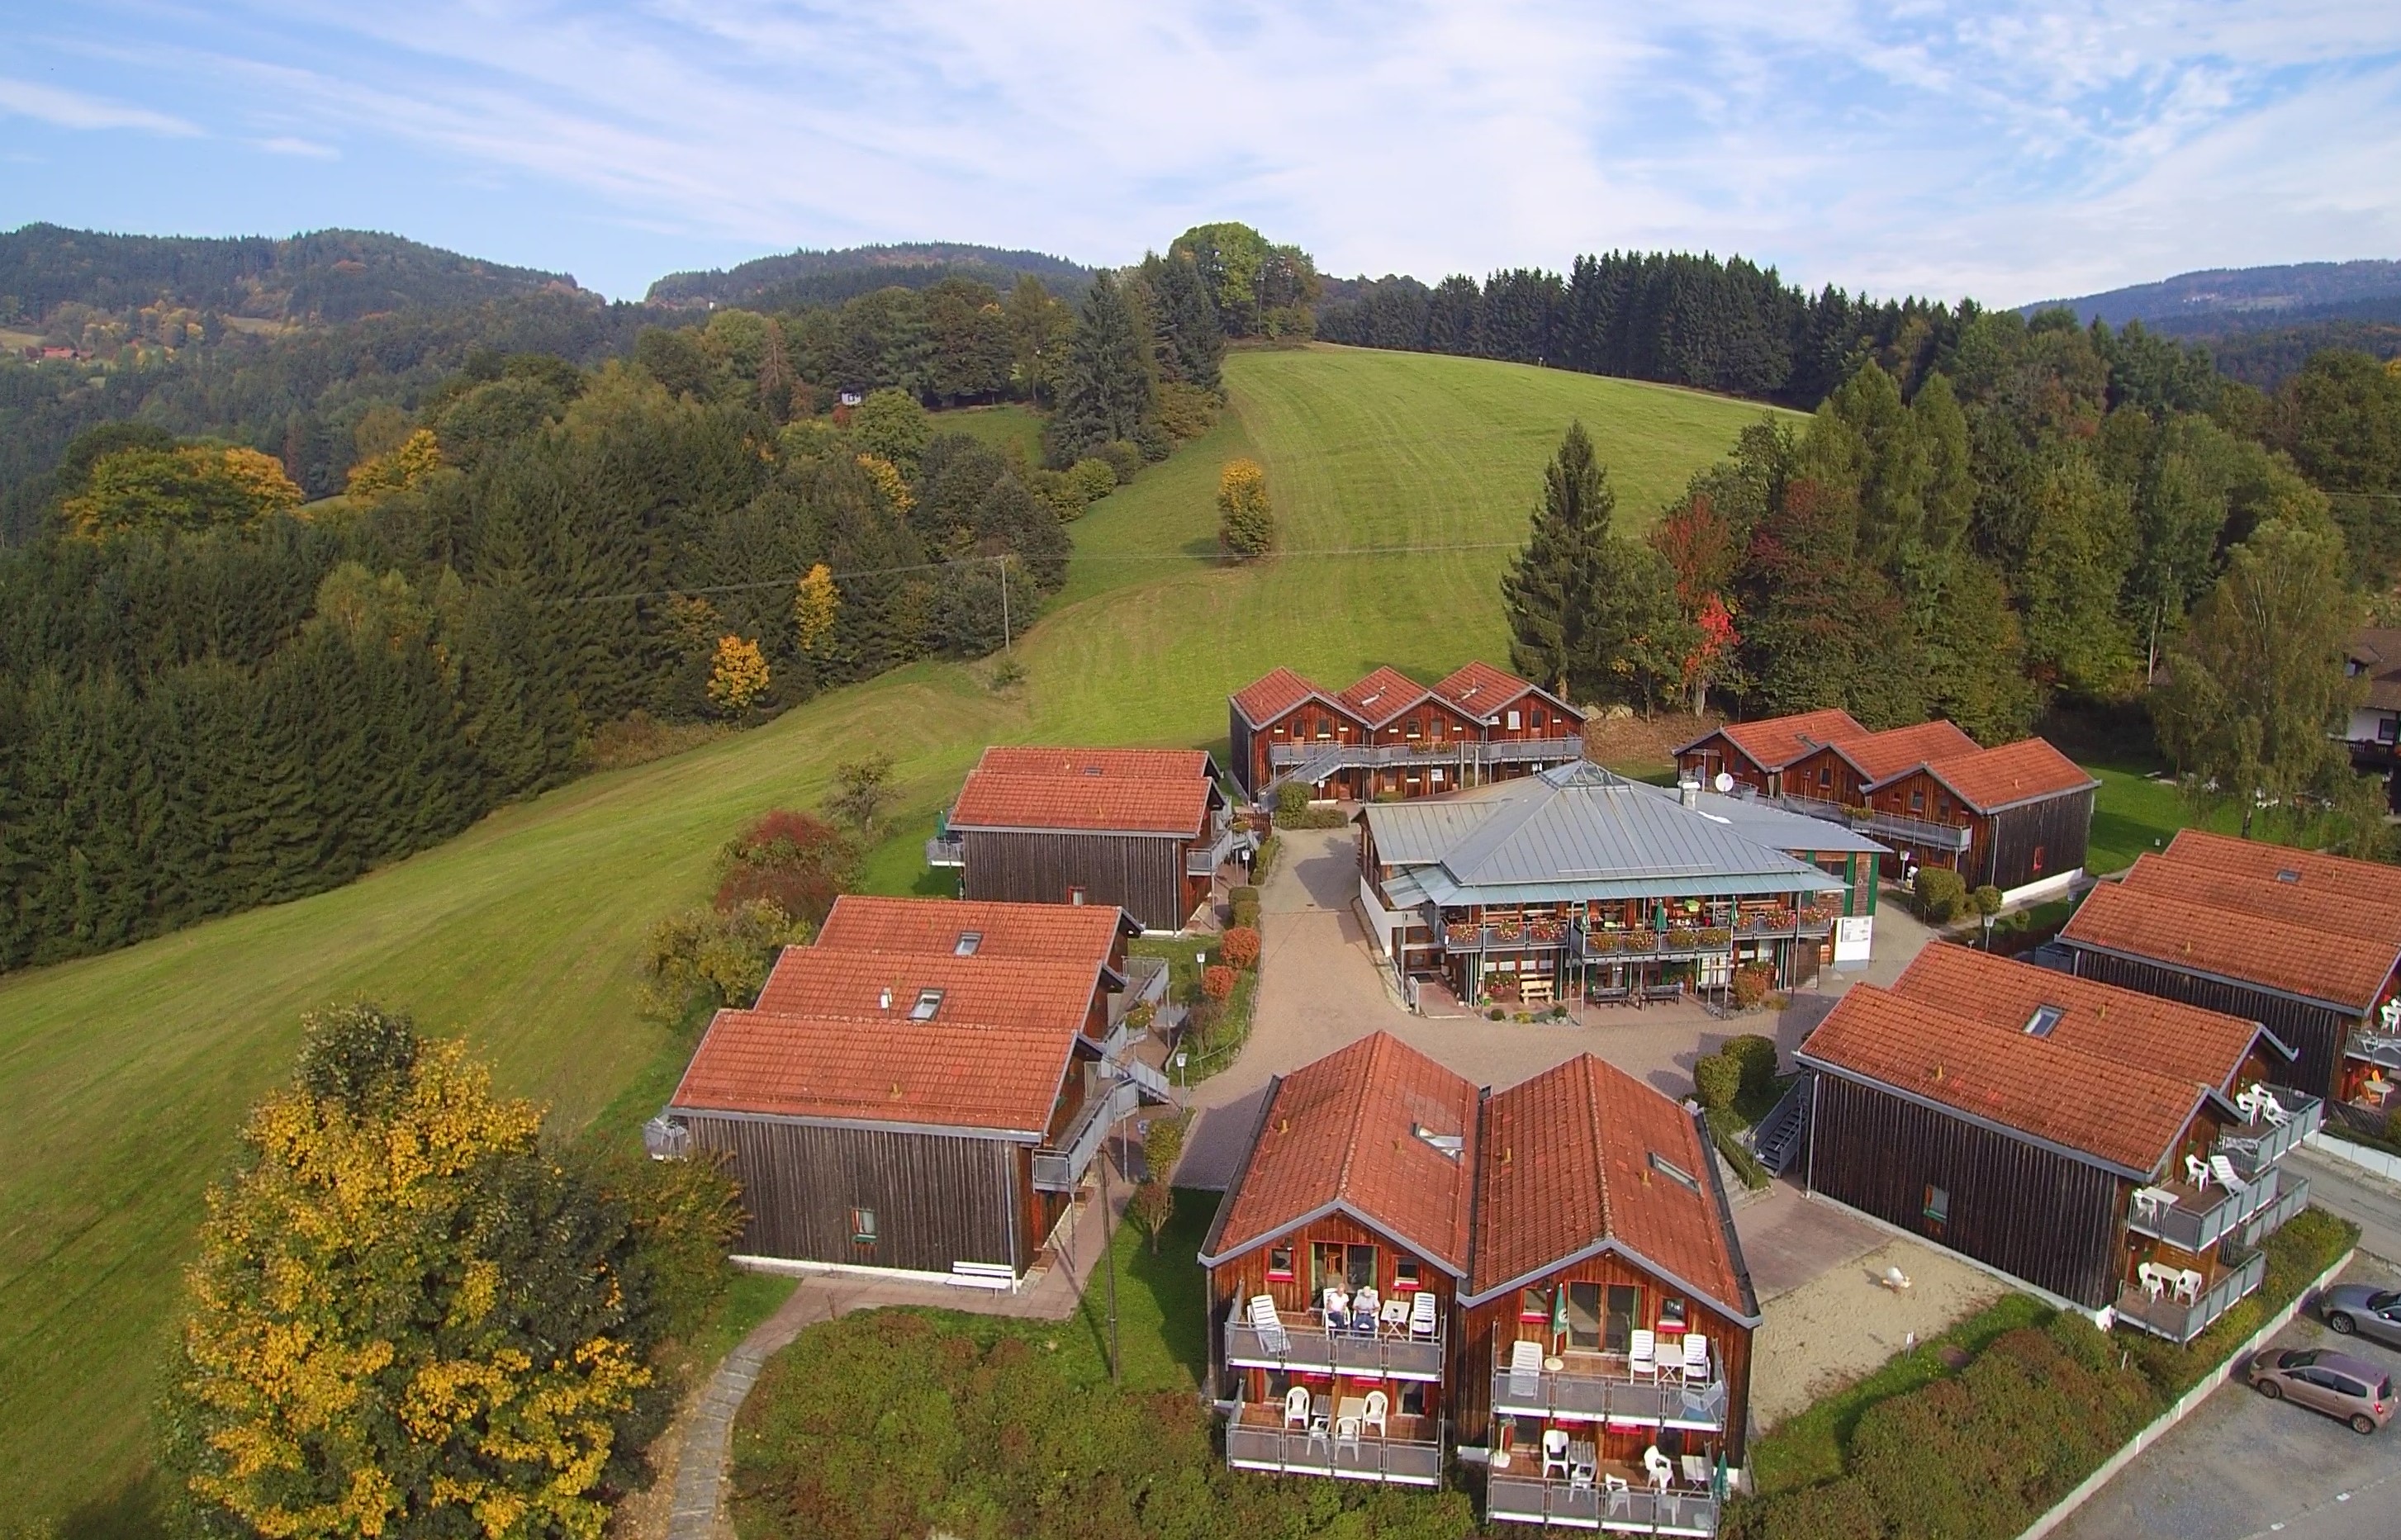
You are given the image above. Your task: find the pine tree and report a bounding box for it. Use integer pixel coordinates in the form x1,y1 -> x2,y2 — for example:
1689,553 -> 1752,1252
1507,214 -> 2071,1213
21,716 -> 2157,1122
1043,272 -> 1155,467
1502,422 -> 1616,699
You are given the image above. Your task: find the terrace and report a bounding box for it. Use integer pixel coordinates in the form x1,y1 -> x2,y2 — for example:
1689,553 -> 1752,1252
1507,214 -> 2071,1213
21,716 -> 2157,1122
2125,1163 -> 2296,1253
2113,1242 -> 2268,1343
1224,1401 -> 1444,1486
1224,1301 -> 1448,1381
1486,1464 -> 1720,1535
1488,1345 -> 1731,1433
1768,792 -> 1973,853
2215,1089 -> 2323,1178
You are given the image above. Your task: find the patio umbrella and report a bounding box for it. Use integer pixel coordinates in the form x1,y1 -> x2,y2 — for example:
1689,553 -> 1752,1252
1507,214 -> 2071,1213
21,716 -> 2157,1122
1549,1286 -> 1567,1347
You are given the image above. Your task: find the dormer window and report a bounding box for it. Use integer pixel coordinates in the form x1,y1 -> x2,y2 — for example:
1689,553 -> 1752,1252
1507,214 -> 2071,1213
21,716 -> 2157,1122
2024,1004 -> 2064,1037
909,988 -> 944,1021
954,931 -> 983,956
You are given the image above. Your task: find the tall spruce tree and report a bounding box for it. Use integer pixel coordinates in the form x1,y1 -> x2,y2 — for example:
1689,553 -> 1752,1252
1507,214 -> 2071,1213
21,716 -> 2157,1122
1502,422 -> 1616,698
1044,272 -> 1155,467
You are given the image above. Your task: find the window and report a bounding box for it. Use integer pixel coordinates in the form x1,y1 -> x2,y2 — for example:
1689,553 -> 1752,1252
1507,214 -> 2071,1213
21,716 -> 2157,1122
954,931 -> 982,956
2275,869 -> 2300,884
1068,886 -> 1088,906
2032,844 -> 2046,873
1314,1242 -> 1377,1292
1818,765 -> 1833,788
1649,1151 -> 1700,1191
1520,1286 -> 1550,1323
1923,1184 -> 1949,1225
1531,710 -> 1546,731
1431,768 -> 1445,784
1394,1259 -> 1423,1291
1658,1297 -> 1688,1333
1266,1245 -> 1295,1281
2383,718 -> 2400,745
2023,1005 -> 2065,1037
850,1206 -> 878,1245
1506,709 -> 1522,731
1407,718 -> 1422,739
1910,789 -> 1926,812
1564,1282 -> 1602,1349
1604,1284 -> 1639,1353
909,988 -> 944,1021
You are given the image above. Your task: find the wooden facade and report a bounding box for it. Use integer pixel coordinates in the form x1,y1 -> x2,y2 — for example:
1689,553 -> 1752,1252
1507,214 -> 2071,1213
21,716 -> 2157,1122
1229,666 -> 1585,803
961,827 -> 1200,933
2065,946 -> 2355,1104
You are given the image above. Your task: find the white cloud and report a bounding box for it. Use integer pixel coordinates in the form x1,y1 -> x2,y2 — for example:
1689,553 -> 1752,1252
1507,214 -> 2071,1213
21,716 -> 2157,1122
0,76 -> 200,136
253,135 -> 338,159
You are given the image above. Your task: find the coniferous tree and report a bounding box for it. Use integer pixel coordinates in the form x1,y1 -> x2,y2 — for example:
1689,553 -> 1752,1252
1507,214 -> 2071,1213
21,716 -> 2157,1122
1043,272 -> 1155,467
1502,422 -> 1616,698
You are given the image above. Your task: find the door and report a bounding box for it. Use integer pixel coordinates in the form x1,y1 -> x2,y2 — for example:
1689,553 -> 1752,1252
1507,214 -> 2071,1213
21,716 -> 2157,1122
2286,1366 -> 2344,1415
1604,1284 -> 1639,1353
1563,1282 -> 1602,1349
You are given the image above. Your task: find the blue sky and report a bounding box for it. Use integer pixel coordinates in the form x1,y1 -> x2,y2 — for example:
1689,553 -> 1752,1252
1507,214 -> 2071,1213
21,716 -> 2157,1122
3,1 -> 2398,306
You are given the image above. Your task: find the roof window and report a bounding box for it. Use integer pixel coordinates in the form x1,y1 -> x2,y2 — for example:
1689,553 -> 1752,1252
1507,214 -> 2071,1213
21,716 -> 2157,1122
909,988 -> 945,1021
1412,1123 -> 1464,1160
2275,869 -> 2300,884
954,931 -> 983,956
2024,1004 -> 2065,1037
1649,1152 -> 1700,1191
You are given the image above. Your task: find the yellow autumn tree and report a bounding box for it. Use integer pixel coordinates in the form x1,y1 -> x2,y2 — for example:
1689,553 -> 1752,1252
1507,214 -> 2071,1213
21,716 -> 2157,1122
856,453 -> 914,516
1217,457 -> 1274,557
793,562 -> 841,653
708,633 -> 771,712
344,428 -> 446,501
64,443 -> 305,540
162,1004 -> 653,1540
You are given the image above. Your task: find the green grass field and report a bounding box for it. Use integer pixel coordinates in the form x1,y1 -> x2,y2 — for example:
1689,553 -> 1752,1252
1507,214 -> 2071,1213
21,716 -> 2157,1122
0,344 -> 1783,1524
932,400 -> 1046,462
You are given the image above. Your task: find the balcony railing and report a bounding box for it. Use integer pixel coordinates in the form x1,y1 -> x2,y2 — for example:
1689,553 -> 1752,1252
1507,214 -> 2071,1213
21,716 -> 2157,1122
2348,1031 -> 2401,1074
1225,1420 -> 1445,1486
925,834 -> 965,868
1847,807 -> 1974,852
1487,1472 -> 1720,1535
1445,921 -> 1574,952
2114,1245 -> 2267,1343
1032,1079 -> 1136,1192
1187,822 -> 1249,875
1489,1362 -> 1730,1432
2126,1165 -> 2285,1253
2217,1091 -> 2323,1178
1267,737 -> 1578,768
1227,1311 -> 1447,1381
2243,1175 -> 2310,1247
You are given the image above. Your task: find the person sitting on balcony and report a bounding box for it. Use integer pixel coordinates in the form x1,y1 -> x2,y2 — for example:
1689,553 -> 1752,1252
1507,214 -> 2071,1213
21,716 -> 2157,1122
1323,1284 -> 1351,1330
1352,1284 -> 1381,1334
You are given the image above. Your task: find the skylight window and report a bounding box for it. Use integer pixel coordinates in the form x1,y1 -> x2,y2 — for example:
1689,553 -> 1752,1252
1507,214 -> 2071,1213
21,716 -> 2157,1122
2024,1004 -> 2065,1037
909,988 -> 945,1021
1649,1152 -> 1700,1191
954,931 -> 983,956
2275,869 -> 2301,884
1412,1122 -> 1464,1160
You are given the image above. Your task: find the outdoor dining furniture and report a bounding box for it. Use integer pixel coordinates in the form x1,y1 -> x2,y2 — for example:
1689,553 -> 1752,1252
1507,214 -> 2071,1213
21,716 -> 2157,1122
1569,1460 -> 1594,1493
2185,1154 -> 2212,1190
1379,1297 -> 1411,1336
1362,1389 -> 1388,1437
1508,1339 -> 1545,1400
2137,1263 -> 2168,1301
1682,1333 -> 1710,1384
1644,1445 -> 1674,1490
1543,1354 -> 1566,1373
1352,1286 -> 1382,1334
1681,1453 -> 1711,1489
1334,1414 -> 1363,1461
1543,1429 -> 1573,1480
2209,1154 -> 2249,1193
2131,1187 -> 2176,1223
2256,1087 -> 2290,1127
1284,1386 -> 1311,1430
1252,1296 -> 1292,1356
1410,1291 -> 1439,1340
1630,1329 -> 1659,1382
2175,1269 -> 2205,1305
1601,1474 -> 1631,1516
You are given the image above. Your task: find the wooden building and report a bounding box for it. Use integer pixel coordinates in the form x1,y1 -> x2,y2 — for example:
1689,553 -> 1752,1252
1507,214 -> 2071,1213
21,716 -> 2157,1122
1673,710 -> 2097,903
937,746 -> 1246,933
1198,1033 -> 1478,1489
656,895 -> 1170,1285
2342,628 -> 2401,777
1228,661 -> 1586,804
1199,1034 -> 1758,1531
1356,762 -> 1881,1009
2057,830 -> 2401,1121
1799,944 -> 2319,1343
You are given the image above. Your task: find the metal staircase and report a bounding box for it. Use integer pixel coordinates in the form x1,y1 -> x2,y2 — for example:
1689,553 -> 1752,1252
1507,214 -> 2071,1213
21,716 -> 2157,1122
1117,1053 -> 1175,1105
1751,1074 -> 1813,1177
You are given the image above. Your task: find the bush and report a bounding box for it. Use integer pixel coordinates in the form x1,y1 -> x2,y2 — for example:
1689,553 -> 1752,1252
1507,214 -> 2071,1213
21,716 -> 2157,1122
1217,458 -> 1274,557
1155,381 -> 1221,440
643,899 -> 807,1020
1723,1477 -> 1886,1540
1067,456 -> 1119,505
1693,1052 -> 1742,1111
1250,832 -> 1279,879
716,808 -> 858,929
1229,884 -> 1260,909
1730,964 -> 1775,1011
1220,925 -> 1261,970
1914,867 -> 1968,923
1725,1033 -> 1781,1097
1200,964 -> 1236,1002
1099,438 -> 1143,482
1231,900 -> 1260,931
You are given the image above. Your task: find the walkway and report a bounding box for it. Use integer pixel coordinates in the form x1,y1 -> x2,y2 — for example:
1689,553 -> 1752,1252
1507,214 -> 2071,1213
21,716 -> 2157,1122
657,1154 -> 1136,1540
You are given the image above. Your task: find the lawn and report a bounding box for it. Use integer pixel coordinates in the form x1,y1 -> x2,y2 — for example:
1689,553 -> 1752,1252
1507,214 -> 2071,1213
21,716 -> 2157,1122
929,400 -> 1046,463
0,345 -> 1777,1524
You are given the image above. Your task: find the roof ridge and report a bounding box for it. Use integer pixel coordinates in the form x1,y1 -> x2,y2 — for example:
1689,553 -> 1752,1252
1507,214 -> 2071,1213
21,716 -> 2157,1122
1584,1055 -> 1611,1252
1329,1032 -> 1384,1210
1834,981 -> 2219,1103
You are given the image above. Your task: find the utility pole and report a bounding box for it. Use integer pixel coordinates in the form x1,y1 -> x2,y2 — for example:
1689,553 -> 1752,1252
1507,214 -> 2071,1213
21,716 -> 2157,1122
1098,1125 -> 1121,1383
999,555 -> 1012,653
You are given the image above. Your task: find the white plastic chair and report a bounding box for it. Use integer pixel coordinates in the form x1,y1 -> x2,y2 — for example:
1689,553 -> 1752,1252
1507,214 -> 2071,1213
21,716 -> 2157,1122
1630,1329 -> 1658,1383
1601,1473 -> 1631,1515
1334,1415 -> 1362,1461
2137,1263 -> 2166,1301
2234,1085 -> 2262,1122
1283,1385 -> 1311,1429
2255,1086 -> 2290,1127
2185,1154 -> 2212,1190
1543,1429 -> 1572,1479
1354,1286 -> 1381,1330
1570,1460 -> 1595,1493
2209,1154 -> 2249,1193
1682,1333 -> 1711,1384
1251,1295 -> 1291,1356
1410,1291 -> 1439,1340
1644,1444 -> 1673,1490
1362,1389 -> 1388,1438
1508,1338 -> 1544,1400
2176,1269 -> 2205,1305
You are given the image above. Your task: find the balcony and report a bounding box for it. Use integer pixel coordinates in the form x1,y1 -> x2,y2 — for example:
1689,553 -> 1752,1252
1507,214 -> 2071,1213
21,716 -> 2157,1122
1568,928 -> 1734,964
1489,1352 -> 1730,1432
1846,807 -> 1973,853
1225,1413 -> 1445,1486
925,833 -> 965,868
1187,822 -> 1250,876
2126,1164 -> 2287,1253
1487,1471 -> 1720,1534
2216,1090 -> 2323,1178
2114,1244 -> 2268,1343
2348,1031 -> 2401,1075
1032,1079 -> 1137,1192
1446,919 -> 1574,953
1226,1305 -> 1447,1381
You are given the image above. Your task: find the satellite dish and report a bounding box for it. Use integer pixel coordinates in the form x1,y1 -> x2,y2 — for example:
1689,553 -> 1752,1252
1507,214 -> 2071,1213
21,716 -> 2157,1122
1713,771 -> 1734,794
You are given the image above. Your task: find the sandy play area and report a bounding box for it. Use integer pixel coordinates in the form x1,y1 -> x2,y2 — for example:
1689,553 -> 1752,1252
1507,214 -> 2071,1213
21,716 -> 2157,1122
1749,1237 -> 2009,1432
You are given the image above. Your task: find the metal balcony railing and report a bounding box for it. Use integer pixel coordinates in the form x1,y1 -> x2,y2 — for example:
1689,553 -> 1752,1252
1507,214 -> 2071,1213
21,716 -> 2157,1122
1031,1079 -> 1136,1192
1847,807 -> 1975,852
925,834 -> 965,868
1265,737 -> 1578,768
2242,1175 -> 2310,1247
2218,1090 -> 2323,1177
1226,1312 -> 1447,1381
2126,1165 -> 2283,1253
1225,1421 -> 1445,1486
2114,1246 -> 2267,1343
1489,1366 -> 1729,1432
1486,1472 -> 1720,1534
2348,1031 -> 2401,1073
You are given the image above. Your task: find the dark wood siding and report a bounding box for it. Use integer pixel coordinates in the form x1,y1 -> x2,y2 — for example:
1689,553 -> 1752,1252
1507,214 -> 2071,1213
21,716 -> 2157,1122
1231,706 -> 1260,798
1981,789 -> 2095,893
683,1114 -> 1025,1276
1207,1212 -> 1461,1402
1806,1073 -> 2125,1308
961,828 -> 1187,931
2066,946 -> 2350,1102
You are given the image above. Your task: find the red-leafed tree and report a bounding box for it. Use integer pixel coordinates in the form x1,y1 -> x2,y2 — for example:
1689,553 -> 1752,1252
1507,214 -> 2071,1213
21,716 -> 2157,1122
1648,493 -> 1739,612
715,808 -> 858,930
1680,593 -> 1741,716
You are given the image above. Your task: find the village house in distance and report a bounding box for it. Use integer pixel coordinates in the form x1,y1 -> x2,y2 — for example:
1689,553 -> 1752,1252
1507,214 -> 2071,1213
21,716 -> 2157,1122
1674,708 -> 2096,905
1356,761 -> 1886,1008
1227,661 -> 1587,805
928,746 -> 1251,932
1201,1031 -> 1758,1534
649,895 -> 1172,1286
1798,944 -> 2318,1344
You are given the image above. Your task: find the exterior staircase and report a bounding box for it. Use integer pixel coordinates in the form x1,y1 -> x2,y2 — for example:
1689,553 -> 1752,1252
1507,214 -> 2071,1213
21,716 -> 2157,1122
1751,1074 -> 1813,1177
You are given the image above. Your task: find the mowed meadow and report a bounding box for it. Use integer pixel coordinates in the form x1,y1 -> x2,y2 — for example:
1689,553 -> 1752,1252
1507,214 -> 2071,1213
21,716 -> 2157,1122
0,344 -> 1785,1522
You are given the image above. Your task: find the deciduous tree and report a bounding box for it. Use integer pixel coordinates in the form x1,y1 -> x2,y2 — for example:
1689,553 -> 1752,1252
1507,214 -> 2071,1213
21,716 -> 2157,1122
1217,459 -> 1274,557
708,634 -> 771,713
792,563 -> 841,653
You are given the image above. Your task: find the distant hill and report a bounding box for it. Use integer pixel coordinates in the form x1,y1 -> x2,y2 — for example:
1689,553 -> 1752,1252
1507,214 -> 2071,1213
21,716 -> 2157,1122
2029,260 -> 2401,331
0,224 -> 590,328
647,242 -> 1091,310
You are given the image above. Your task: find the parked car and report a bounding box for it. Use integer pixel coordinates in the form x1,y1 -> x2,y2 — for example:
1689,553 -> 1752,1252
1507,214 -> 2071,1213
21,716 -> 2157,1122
2319,1284 -> 2401,1348
2246,1348 -> 2395,1434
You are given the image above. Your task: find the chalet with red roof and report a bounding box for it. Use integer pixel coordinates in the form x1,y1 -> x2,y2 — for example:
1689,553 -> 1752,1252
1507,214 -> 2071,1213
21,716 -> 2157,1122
1227,661 -> 1585,803
2057,829 -> 2401,1116
932,746 -> 1246,932
1799,944 -> 2318,1344
652,895 -> 1171,1286
1200,1032 -> 1756,1529
1674,710 -> 2096,903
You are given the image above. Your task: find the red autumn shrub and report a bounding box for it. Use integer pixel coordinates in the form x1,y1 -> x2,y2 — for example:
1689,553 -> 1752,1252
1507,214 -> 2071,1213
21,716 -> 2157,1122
1220,926 -> 1261,970
715,808 -> 858,930
1200,964 -> 1236,1002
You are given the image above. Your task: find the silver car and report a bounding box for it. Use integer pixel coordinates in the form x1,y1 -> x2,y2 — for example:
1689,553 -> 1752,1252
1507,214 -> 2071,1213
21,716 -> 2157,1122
2320,1285 -> 2401,1349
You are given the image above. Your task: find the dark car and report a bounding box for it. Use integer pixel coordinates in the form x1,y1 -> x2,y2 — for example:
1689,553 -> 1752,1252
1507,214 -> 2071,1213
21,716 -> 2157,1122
2246,1347 -> 2395,1434
2319,1284 -> 2401,1349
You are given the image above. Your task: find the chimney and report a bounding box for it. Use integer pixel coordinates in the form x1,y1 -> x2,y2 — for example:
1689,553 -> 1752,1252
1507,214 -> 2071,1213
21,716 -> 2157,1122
1678,779 -> 1701,810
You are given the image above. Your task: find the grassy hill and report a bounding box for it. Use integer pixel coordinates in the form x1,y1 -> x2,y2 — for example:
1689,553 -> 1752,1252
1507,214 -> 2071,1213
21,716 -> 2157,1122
0,344 -> 1782,1525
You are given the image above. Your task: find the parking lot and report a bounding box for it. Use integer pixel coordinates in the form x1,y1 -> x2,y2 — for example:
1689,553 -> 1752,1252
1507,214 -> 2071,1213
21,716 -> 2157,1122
2051,1260 -> 2401,1540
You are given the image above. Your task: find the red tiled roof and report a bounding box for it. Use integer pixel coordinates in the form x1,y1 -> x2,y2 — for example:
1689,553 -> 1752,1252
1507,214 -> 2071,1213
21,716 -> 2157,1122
669,1007 -> 1075,1130
1832,720 -> 1981,782
1889,943 -> 2264,1096
1336,666 -> 1433,727
2062,874 -> 2401,1012
1206,1032 -> 1481,1275
2162,828 -> 2401,910
1800,950 -> 2250,1175
2121,854 -> 2401,947
973,746 -> 1212,780
1432,660 -> 1582,723
751,945 -> 1102,1024
1907,738 -> 2095,811
1715,708 -> 1867,772
814,893 -> 1130,961
1231,667 -> 1327,725
1473,1055 -> 1750,1316
949,771 -> 1210,836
